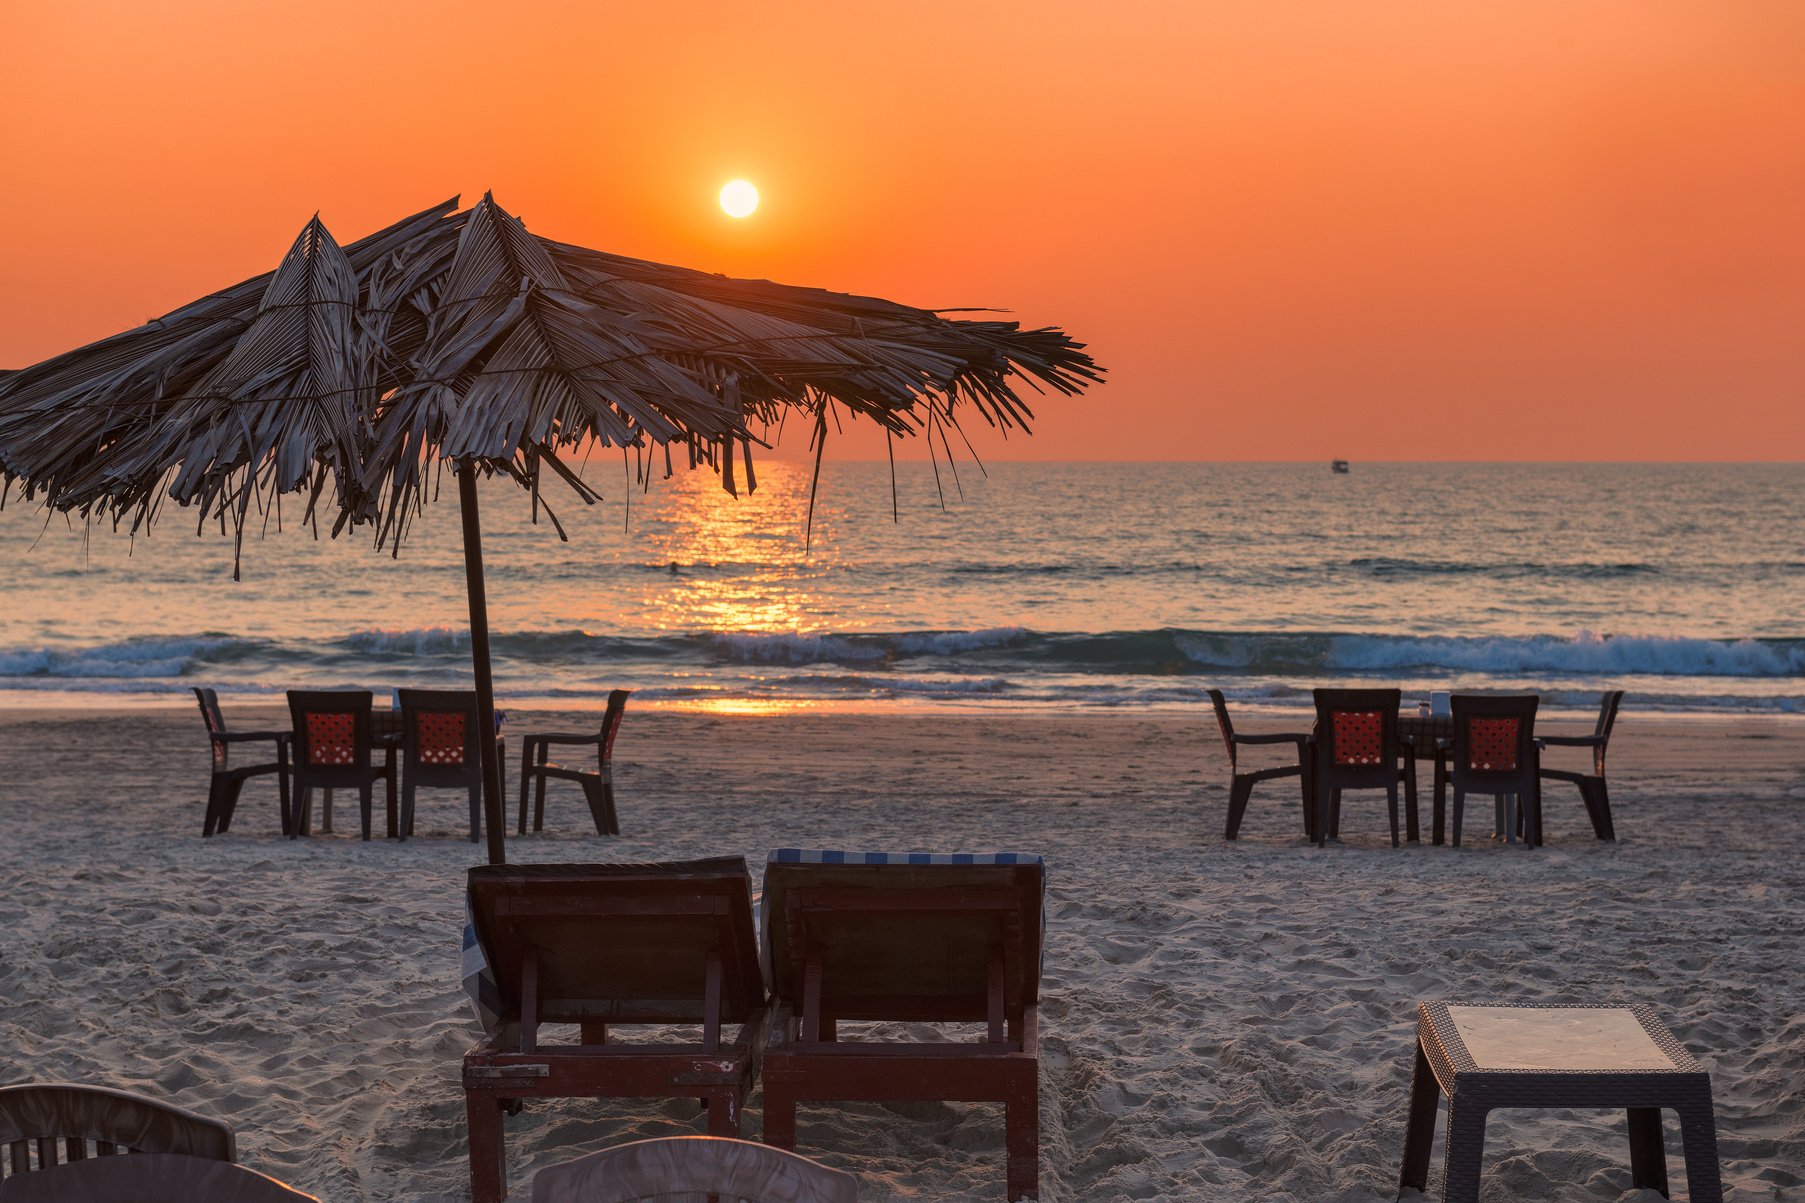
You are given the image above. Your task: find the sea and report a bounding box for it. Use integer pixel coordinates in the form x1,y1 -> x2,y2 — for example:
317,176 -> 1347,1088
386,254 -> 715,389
0,461 -> 1800,717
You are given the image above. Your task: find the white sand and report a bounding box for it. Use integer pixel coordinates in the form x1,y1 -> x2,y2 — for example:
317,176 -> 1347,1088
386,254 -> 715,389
0,706 -> 1799,1201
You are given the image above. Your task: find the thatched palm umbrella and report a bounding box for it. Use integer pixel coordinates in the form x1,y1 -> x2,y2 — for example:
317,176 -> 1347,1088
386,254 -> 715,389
0,195 -> 1101,863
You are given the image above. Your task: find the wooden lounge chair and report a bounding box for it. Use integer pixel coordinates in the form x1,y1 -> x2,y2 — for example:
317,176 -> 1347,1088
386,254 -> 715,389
462,859 -> 769,1203
516,689 -> 628,837
194,687 -> 291,837
1436,694 -> 1541,848
1306,688 -> 1418,847
530,1136 -> 859,1202
1208,688 -> 1309,840
0,1153 -> 317,1202
759,850 -> 1046,1202
286,689 -> 395,840
1537,690 -> 1624,841
0,1082 -> 235,1185
397,688 -> 486,843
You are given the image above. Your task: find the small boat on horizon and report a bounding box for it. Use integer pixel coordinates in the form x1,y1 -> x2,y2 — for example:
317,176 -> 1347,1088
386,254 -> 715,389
1331,459 -> 1350,474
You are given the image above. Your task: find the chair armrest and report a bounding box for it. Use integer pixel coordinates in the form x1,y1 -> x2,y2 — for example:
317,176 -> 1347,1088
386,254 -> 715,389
218,730 -> 289,744
1537,734 -> 1605,747
526,732 -> 603,746
1231,731 -> 1307,746
1433,737 -> 1450,752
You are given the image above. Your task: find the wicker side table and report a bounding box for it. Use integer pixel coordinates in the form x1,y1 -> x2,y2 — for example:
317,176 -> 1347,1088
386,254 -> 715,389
1397,1001 -> 1723,1203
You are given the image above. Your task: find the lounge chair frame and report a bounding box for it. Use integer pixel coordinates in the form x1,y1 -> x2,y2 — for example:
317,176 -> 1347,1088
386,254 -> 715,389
1208,689 -> 1309,840
194,687 -> 291,837
462,860 -> 768,1203
516,689 -> 628,836
760,856 -> 1044,1201
1537,689 -> 1624,841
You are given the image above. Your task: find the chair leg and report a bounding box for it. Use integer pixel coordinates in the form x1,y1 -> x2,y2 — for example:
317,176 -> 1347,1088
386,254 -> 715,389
292,787 -> 310,838
1626,1107 -> 1669,1194
580,777 -> 610,837
1005,1068 -> 1040,1201
465,1090 -> 508,1203
1314,779 -> 1332,848
1398,1041 -> 1440,1194
1451,787 -> 1466,847
1224,776 -> 1252,840
218,777 -> 247,833
1438,1099 -> 1488,1203
1432,756 -> 1447,846
533,766 -> 548,833
1502,794 -> 1517,846
384,750 -> 399,839
399,782 -> 416,842
277,745 -> 292,837
517,743 -> 533,835
762,1079 -> 798,1150
1330,788 -> 1342,838
1403,765 -> 1420,843
1387,783 -> 1400,848
602,777 -> 620,835
704,1094 -> 740,1137
359,784 -> 374,842
1592,777 -> 1617,841
1674,1097 -> 1724,1203
202,777 -> 226,837
467,781 -> 482,844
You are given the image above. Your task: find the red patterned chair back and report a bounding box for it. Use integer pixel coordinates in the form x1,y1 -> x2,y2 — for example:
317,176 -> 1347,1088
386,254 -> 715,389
397,688 -> 481,775
1311,688 -> 1401,780
600,688 -> 631,763
286,691 -> 372,772
1450,694 -> 1539,781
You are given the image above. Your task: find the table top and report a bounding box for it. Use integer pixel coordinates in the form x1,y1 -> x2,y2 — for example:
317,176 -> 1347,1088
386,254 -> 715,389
1422,1001 -> 1702,1076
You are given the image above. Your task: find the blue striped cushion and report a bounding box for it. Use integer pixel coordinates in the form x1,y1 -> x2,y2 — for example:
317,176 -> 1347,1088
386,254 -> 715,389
768,849 -> 1045,866
461,902 -> 503,1034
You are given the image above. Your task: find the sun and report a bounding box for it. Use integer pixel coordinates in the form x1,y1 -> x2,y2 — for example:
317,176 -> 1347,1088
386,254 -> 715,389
719,179 -> 759,219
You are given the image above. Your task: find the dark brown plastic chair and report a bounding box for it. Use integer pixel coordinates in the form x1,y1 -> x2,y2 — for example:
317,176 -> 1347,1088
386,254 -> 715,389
285,690 -> 394,840
1537,690 -> 1624,841
1436,695 -> 1541,848
463,859 -> 768,1203
760,851 -> 1044,1202
517,689 -> 628,836
1306,688 -> 1417,847
194,687 -> 291,837
530,1136 -> 859,1203
0,1083 -> 235,1187
397,688 -> 486,843
0,1153 -> 318,1202
1208,689 -> 1309,840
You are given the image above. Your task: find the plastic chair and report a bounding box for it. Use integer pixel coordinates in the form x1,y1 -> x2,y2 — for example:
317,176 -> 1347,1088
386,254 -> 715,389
286,690 -> 394,840
1208,689 -> 1309,840
1306,688 -> 1417,847
194,687 -> 291,837
1437,694 -> 1541,847
397,688 -> 487,843
530,1136 -> 858,1203
1537,690 -> 1624,841
516,689 -> 628,836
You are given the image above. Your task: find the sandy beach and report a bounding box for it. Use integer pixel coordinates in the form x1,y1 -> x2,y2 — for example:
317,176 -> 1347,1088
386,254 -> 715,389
0,705 -> 1799,1201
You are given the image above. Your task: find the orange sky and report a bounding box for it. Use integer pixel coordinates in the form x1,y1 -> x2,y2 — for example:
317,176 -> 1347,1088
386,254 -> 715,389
2,1 -> 1801,461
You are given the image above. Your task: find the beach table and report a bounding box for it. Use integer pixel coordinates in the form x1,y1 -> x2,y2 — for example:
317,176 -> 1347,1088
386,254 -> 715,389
1397,712 -> 1453,843
1398,1000 -> 1722,1202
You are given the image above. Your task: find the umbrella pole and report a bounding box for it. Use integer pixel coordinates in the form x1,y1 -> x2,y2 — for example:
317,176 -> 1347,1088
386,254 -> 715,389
457,461 -> 508,865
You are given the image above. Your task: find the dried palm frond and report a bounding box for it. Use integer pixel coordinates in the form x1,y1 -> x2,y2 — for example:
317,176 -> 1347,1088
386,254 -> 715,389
0,194 -> 1102,567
